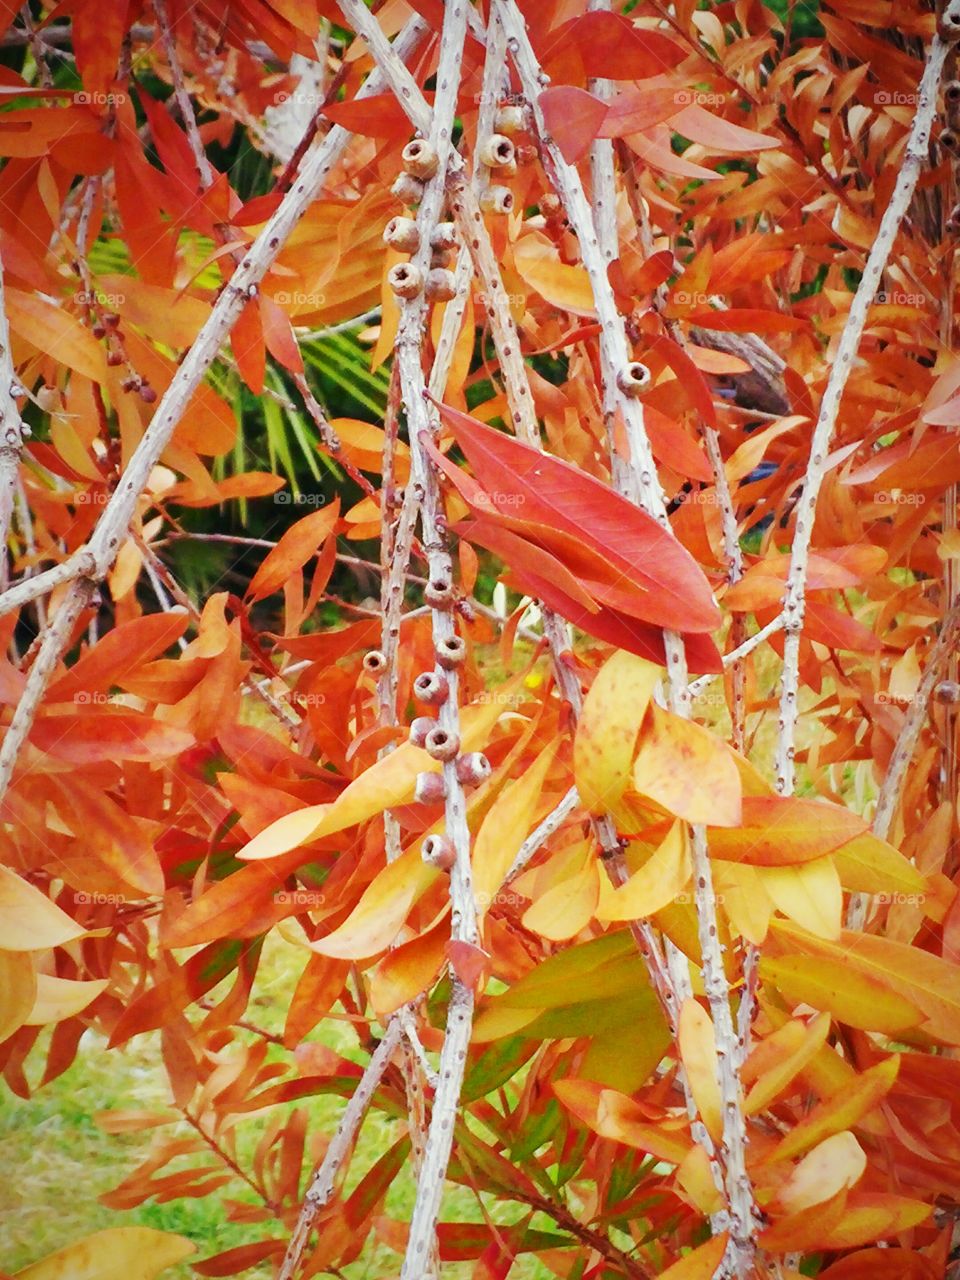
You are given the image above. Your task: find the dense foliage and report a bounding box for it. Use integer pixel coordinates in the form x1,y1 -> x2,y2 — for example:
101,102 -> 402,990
3,2 -> 960,1278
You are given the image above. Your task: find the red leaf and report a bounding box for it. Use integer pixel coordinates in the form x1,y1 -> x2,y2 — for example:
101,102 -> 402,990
433,402 -> 721,634
260,293 -> 304,374
546,11 -> 685,80
539,87 -> 608,165
231,298 -> 265,394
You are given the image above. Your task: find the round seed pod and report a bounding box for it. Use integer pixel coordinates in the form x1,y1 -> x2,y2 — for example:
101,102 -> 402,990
494,104 -> 525,135
391,172 -> 425,204
942,128 -> 960,154
409,716 -> 436,747
939,5 -> 960,41
425,726 -> 460,762
515,143 -> 538,166
138,382 -> 157,404
479,186 -> 514,215
617,362 -> 652,398
106,350 -> 123,366
388,262 -> 424,300
430,249 -> 453,270
540,193 -> 563,219
383,216 -> 420,252
414,670 -> 449,705
422,833 -> 456,871
947,79 -> 960,107
362,649 -> 387,674
934,679 -> 960,705
414,771 -> 447,804
436,634 -> 467,669
424,576 -> 456,610
425,268 -> 458,303
478,133 -> 516,169
456,752 -> 491,786
431,222 -> 458,252
402,138 -> 439,180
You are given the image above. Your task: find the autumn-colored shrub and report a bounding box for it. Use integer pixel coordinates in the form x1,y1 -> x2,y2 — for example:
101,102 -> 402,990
3,2 -> 960,1278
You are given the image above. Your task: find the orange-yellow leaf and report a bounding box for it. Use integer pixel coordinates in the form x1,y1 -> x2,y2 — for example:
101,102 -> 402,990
12,1227 -> 195,1280
758,857 -> 842,940
513,235 -> 596,316
658,1233 -> 730,1280
574,650 -> 660,813
0,950 -> 36,1041
744,1011 -> 831,1114
0,865 -> 86,950
25,975 -> 108,1025
760,955 -> 921,1035
768,1056 -> 900,1163
632,704 -> 742,827
472,745 -> 557,916
678,998 -> 723,1142
778,1132 -> 865,1214
596,821 -> 691,921
522,856 -> 598,942
308,843 -> 440,961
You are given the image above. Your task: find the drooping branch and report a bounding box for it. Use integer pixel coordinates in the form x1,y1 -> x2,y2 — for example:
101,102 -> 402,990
497,6 -> 757,1269
773,23 -> 953,796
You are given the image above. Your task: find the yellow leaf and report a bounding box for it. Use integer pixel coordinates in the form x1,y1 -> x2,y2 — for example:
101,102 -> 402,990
744,1011 -> 831,1114
658,1234 -> 730,1280
25,975 -> 108,1025
760,955 -> 921,1035
759,857 -> 842,940
513,234 -> 596,316
574,651 -> 660,814
632,704 -> 742,827
0,950 -> 37,1040
832,832 -> 927,896
678,998 -> 723,1143
472,745 -> 556,916
0,865 -> 86,951
778,1132 -> 866,1214
14,1228 -> 194,1280
676,1144 -> 725,1216
770,920 -> 960,1046
768,1056 -> 900,1163
241,696 -> 509,859
521,856 -> 598,942
712,861 -> 773,944
596,821 -> 691,921
308,843 -> 440,961
554,1078 -> 693,1164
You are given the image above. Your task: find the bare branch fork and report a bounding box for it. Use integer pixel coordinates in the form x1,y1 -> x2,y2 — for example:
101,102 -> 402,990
773,19 -> 955,797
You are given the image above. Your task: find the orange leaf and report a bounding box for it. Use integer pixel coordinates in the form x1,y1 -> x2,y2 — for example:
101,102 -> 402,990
632,704 -> 742,827
246,501 -> 339,601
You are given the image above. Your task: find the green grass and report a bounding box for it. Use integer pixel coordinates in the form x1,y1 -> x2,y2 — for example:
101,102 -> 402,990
0,934 -> 556,1279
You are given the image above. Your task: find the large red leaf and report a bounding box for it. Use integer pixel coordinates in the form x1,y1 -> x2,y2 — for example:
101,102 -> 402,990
433,403 -> 721,635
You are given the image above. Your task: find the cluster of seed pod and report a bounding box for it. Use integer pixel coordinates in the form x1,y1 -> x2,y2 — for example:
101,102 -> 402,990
384,137 -> 459,303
